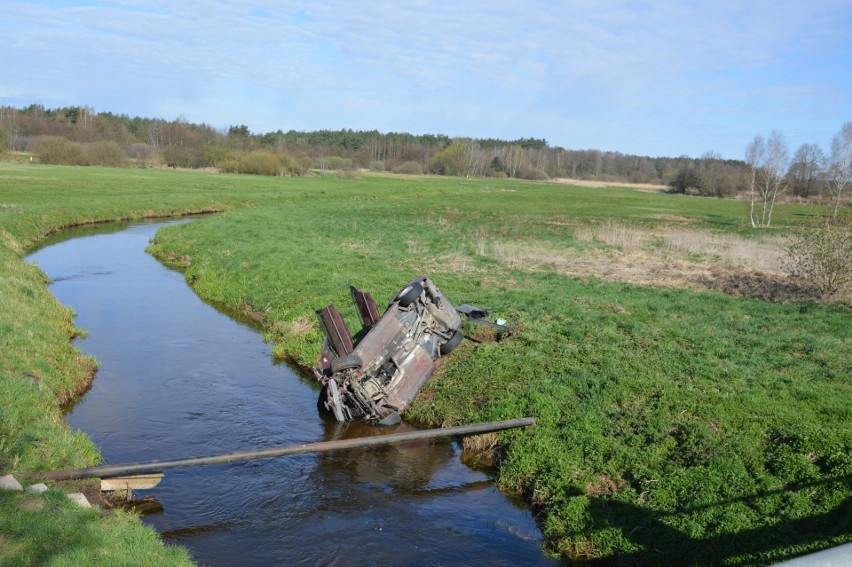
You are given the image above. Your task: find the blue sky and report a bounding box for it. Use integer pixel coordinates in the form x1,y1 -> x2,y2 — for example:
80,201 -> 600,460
1,1 -> 850,159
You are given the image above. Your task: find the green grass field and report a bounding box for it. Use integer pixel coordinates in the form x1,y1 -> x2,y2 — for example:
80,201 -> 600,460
1,163 -> 849,565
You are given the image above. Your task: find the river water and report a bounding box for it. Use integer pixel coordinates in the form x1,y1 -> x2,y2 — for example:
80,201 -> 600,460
27,221 -> 558,566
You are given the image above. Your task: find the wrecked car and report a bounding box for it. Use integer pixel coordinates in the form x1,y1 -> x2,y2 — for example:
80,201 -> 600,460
313,276 -> 464,425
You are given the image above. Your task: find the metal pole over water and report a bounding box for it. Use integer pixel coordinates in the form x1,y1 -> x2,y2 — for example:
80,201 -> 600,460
28,417 -> 536,481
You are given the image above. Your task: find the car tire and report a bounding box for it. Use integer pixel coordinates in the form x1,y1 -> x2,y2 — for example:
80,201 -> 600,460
439,329 -> 463,355
331,353 -> 363,374
395,282 -> 424,307
327,379 -> 346,422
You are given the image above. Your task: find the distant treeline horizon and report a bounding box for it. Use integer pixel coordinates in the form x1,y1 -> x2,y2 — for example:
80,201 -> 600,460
0,103 -> 841,201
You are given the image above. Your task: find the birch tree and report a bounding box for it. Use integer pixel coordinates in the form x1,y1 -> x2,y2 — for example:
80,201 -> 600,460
744,136 -> 764,228
745,132 -> 790,228
759,131 -> 791,227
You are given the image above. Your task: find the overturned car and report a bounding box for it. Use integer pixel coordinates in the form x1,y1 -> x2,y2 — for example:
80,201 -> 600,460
313,276 -> 464,425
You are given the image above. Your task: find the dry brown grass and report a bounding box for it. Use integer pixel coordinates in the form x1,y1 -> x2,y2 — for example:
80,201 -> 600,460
287,315 -> 315,337
573,220 -> 646,250
551,178 -> 668,193
471,221 -> 794,296
341,238 -> 384,252
661,228 -> 787,273
419,250 -> 481,274
0,229 -> 23,254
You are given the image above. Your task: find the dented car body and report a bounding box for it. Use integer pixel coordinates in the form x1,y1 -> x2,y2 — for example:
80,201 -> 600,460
314,276 -> 463,425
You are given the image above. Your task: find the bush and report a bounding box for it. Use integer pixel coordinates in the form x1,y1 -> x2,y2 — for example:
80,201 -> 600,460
85,141 -> 127,167
205,144 -> 230,166
237,151 -> 281,176
516,167 -> 548,180
278,152 -> 310,176
326,156 -> 353,171
161,145 -> 190,168
218,159 -> 240,173
28,136 -> 86,165
295,156 -> 313,176
785,216 -> 852,298
428,142 -> 466,176
392,161 -> 423,175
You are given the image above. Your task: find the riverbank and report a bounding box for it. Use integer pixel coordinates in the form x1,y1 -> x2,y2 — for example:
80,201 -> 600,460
1,163 -> 849,564
0,219 -> 211,559
0,164 -> 291,564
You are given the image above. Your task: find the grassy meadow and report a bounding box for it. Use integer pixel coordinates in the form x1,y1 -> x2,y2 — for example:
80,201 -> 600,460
1,162 -> 849,565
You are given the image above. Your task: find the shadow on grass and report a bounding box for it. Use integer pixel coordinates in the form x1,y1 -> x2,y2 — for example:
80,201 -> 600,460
583,476 -> 852,566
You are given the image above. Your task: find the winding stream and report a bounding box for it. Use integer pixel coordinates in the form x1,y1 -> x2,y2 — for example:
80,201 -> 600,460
27,220 -> 557,566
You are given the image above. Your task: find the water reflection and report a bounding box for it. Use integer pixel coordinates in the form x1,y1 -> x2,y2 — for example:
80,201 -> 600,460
27,220 -> 558,566
316,420 -> 455,491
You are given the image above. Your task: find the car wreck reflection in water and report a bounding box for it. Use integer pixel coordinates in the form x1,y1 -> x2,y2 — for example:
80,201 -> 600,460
26,220 -> 558,566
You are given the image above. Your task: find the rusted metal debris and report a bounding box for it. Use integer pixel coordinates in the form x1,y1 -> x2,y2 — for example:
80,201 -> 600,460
314,276 -> 510,424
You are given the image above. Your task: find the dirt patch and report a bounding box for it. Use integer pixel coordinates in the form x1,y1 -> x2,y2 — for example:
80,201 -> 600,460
703,267 -> 821,302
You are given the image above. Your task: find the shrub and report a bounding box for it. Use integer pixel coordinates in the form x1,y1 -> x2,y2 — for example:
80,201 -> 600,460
392,161 -> 423,175
327,156 -> 353,171
28,136 -> 86,165
429,142 -> 466,176
785,216 -> 852,298
516,166 -> 548,180
275,153 -> 306,176
161,145 -> 190,168
295,156 -> 313,176
205,144 -> 230,166
85,141 -> 127,167
218,159 -> 240,173
238,151 -> 282,176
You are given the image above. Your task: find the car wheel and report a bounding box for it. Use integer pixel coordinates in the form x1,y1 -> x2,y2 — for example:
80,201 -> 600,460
331,353 -> 363,374
327,379 -> 346,422
439,329 -> 463,355
395,282 -> 424,307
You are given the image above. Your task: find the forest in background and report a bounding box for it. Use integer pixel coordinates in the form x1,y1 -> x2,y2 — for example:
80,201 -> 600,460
0,104 -> 848,206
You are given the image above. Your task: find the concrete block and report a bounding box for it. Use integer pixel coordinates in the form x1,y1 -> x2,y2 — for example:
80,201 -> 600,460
66,492 -> 91,508
0,475 -> 23,491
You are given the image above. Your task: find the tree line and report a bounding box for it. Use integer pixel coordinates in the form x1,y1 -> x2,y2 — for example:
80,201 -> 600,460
0,104 -> 849,212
